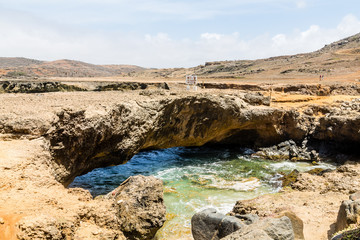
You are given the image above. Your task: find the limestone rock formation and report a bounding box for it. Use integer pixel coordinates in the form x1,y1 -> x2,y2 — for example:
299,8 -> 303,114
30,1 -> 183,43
15,175 -> 165,240
0,91 -> 352,186
106,175 -> 166,240
47,93 -> 310,185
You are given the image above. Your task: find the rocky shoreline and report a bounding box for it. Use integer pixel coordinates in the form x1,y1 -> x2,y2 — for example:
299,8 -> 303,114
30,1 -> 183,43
1,82 -> 360,239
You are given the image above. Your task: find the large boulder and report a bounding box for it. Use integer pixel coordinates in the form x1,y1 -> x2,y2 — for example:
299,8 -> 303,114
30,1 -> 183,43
222,216 -> 295,240
230,201 -> 303,240
191,208 -> 244,240
106,175 -> 166,240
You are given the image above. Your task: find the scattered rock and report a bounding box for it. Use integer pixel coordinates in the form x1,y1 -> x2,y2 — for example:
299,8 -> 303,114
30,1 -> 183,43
254,140 -> 319,162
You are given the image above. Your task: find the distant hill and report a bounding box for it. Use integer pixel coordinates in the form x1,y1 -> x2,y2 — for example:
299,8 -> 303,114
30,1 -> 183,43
1,33 -> 360,79
129,32 -> 360,79
0,57 -> 44,68
0,58 -> 145,78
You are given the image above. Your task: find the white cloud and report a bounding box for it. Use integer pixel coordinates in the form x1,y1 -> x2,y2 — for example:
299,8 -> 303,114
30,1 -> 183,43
145,33 -> 171,43
337,14 -> 360,35
272,34 -> 287,47
201,33 -> 223,41
296,0 -> 307,9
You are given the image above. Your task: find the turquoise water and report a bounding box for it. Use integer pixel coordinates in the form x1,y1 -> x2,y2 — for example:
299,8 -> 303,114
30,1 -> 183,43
69,147 -> 335,239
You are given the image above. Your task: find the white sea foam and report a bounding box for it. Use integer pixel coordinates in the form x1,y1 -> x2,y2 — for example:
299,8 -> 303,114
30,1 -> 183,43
269,161 -> 336,172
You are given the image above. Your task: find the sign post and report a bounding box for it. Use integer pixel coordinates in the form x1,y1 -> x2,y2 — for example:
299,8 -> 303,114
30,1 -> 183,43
186,75 -> 198,91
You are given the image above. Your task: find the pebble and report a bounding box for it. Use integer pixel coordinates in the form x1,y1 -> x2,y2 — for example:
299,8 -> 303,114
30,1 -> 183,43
0,217 -> 4,224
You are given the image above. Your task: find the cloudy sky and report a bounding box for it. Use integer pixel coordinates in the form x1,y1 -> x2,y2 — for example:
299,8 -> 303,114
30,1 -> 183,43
0,0 -> 360,68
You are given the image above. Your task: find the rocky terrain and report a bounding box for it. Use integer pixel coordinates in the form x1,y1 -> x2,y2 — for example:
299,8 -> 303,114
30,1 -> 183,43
1,33 -> 360,240
0,84 -> 360,239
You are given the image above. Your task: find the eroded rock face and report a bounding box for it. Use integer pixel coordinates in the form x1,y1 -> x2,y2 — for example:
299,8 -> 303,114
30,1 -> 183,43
16,175 -> 165,240
48,94 -> 312,185
106,175 -> 166,240
45,93 -> 360,186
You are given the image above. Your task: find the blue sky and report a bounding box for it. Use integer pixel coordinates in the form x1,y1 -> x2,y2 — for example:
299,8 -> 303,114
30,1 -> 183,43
0,0 -> 359,68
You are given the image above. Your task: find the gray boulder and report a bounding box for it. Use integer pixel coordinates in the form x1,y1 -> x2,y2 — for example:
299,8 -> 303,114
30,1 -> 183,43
191,208 -> 244,240
224,229 -> 273,240
222,216 -> 294,240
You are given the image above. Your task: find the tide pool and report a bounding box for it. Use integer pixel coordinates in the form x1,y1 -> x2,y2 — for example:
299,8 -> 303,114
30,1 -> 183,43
69,147 -> 336,239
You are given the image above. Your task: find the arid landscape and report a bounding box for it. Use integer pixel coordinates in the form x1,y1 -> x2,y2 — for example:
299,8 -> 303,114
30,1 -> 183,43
1,33 -> 360,240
